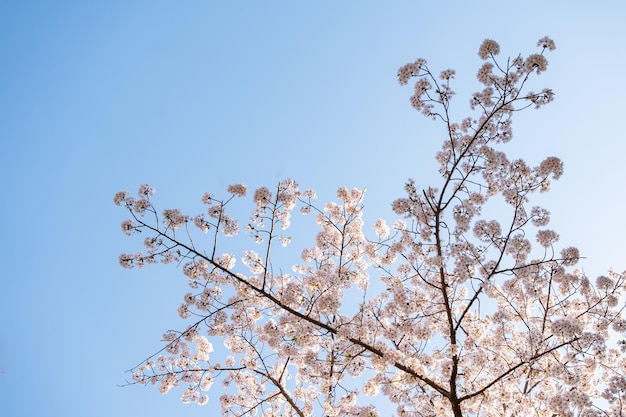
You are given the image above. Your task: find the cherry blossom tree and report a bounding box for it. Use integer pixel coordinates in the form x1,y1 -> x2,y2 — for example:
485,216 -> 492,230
114,37 -> 626,417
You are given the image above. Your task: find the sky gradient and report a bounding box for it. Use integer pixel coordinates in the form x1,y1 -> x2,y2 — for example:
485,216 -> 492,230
1,1 -> 625,416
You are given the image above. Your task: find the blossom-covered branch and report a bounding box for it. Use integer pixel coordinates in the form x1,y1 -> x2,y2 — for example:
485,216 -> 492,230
115,37 -> 626,417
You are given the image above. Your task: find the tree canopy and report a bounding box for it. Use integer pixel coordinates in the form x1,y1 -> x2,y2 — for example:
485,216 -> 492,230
115,37 -> 626,417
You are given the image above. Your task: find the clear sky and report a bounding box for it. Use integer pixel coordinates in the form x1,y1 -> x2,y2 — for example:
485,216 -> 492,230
1,1 -> 625,416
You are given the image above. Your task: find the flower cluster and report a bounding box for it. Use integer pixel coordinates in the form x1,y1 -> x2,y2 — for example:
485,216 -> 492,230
227,183 -> 247,197
163,208 -> 187,229
397,58 -> 426,85
477,38 -> 500,59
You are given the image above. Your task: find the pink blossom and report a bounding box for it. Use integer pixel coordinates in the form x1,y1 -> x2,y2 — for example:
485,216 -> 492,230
477,38 -> 500,59
113,190 -> 128,206
525,53 -> 548,74
114,37 -> 625,416
537,229 -> 559,247
227,183 -> 247,197
537,36 -> 556,51
253,187 -> 272,207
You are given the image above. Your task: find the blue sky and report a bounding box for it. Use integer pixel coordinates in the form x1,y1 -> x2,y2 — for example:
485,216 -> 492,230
1,1 -> 625,416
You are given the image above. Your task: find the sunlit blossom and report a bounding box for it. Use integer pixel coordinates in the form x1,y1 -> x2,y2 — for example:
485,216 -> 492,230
114,37 -> 626,416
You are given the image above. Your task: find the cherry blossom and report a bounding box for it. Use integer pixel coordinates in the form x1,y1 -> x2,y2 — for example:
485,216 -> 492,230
115,37 -> 626,417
